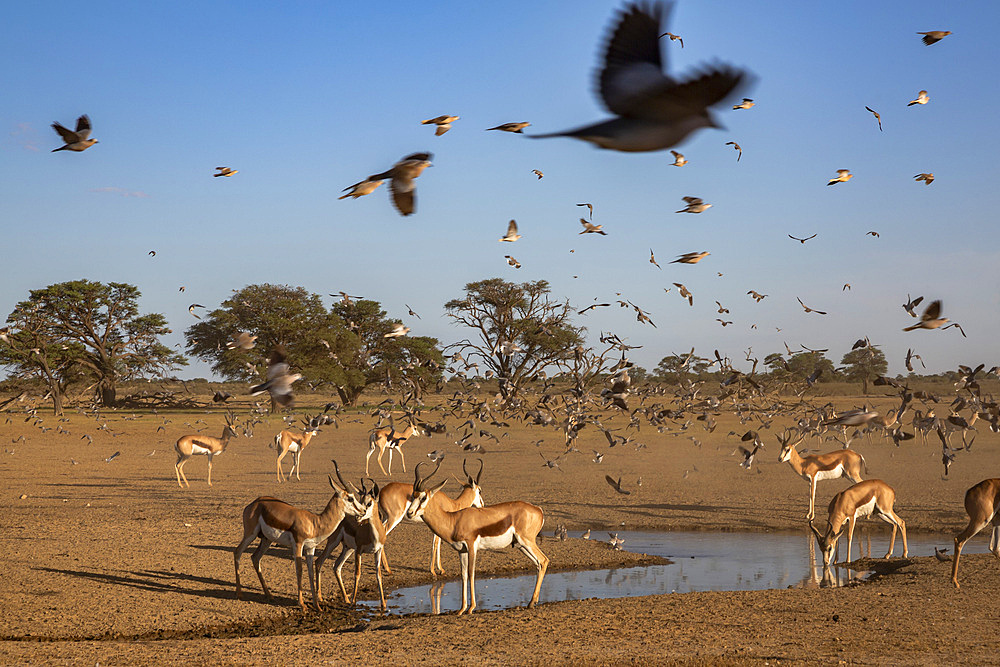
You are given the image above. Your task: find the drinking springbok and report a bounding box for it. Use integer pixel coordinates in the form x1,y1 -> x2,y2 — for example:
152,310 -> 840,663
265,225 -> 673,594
951,478 -> 1000,588
809,479 -> 908,567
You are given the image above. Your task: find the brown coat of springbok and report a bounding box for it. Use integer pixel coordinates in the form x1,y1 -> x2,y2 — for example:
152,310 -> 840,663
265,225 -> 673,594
366,421 -> 422,475
174,411 -> 239,487
809,479 -> 908,567
951,478 -> 1000,588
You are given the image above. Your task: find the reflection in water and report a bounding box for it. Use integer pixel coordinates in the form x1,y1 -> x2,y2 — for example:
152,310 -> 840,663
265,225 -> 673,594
360,530 -> 985,615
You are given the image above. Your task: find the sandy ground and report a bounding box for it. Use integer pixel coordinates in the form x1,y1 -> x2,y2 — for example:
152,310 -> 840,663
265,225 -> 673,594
1,392 -> 998,665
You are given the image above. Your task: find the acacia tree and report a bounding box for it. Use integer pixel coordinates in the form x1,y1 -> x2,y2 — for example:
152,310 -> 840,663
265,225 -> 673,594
0,280 -> 185,408
444,279 -> 583,403
841,347 -> 888,394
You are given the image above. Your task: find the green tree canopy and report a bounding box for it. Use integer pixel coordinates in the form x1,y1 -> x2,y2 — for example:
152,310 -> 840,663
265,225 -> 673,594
841,346 -> 888,394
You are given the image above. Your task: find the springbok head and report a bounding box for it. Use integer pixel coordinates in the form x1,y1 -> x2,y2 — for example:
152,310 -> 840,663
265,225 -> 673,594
405,460 -> 447,520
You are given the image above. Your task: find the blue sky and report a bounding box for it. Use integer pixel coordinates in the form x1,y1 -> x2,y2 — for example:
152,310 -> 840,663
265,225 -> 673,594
2,1 -> 998,379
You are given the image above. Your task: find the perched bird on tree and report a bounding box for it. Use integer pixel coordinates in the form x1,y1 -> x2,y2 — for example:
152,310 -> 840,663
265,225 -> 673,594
51,115 -> 98,152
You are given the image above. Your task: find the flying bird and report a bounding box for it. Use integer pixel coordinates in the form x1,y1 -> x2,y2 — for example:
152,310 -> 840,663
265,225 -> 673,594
908,90 -> 929,106
864,106 -> 882,131
188,304 -> 205,319
725,141 -> 742,161
348,152 -> 432,216
487,122 -> 531,133
866,231 -> 880,238
943,322 -> 967,338
406,304 -> 421,319
532,169 -> 544,179
577,202 -> 594,220
226,332 -> 258,350
250,346 -> 301,408
671,251 -> 710,264
747,290 -> 767,302
658,30 -> 683,47
530,3 -> 748,152
669,150 -> 687,166
649,249 -> 661,269
827,169 -> 852,185
914,173 -> 934,185
51,115 -> 98,152
902,294 -> 924,317
716,301 -> 729,314
421,115 -> 459,135
579,219 -> 607,235
579,303 -> 611,314
605,474 -> 631,495
338,177 -> 383,200
902,299 -> 948,331
499,219 -> 521,242
384,323 -> 410,338
788,233 -> 817,244
673,283 -> 694,306
505,255 -> 522,269
918,31 -> 951,45
148,250 -> 156,256
732,98 -> 754,110
796,297 -> 826,315
676,196 -> 711,213
213,167 -> 238,177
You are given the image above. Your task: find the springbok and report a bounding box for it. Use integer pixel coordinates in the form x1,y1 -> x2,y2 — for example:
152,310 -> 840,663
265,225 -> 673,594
366,421 -> 422,476
233,463 -> 371,611
777,432 -> 867,520
404,461 -> 548,614
275,415 -> 322,482
376,458 -> 485,576
951,478 -> 1000,588
809,479 -> 908,567
314,477 -> 388,612
174,411 -> 239,487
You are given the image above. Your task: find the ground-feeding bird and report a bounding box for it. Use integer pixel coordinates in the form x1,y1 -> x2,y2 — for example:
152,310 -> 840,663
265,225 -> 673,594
384,323 -> 410,338
487,122 -> 531,133
908,90 -> 929,106
51,115 -> 97,152
725,141 -> 742,161
747,290 -> 767,302
902,294 -> 924,317
827,169 -> 853,185
406,304 -> 421,319
918,31 -> 951,46
903,300 -> 948,331
934,547 -> 951,562
732,98 -> 754,110
577,202 -> 594,220
788,233 -> 817,244
866,231 -> 880,238
864,106 -> 882,131
608,533 -> 625,550
353,152 -> 432,216
579,219 -> 607,235
582,529 -> 591,539
671,251 -> 710,264
213,167 -> 238,177
677,196 -> 711,213
659,30 -> 683,47
500,219 -> 521,242
670,150 -> 687,166
674,283 -> 694,306
914,173 -> 934,185
605,475 -> 631,495
421,115 -> 459,135
649,249 -> 661,269
796,297 -> 826,315
532,169 -> 544,179
530,3 -> 748,152
505,255 -> 522,269
188,304 -> 205,319
227,332 -> 258,351
250,345 -> 301,408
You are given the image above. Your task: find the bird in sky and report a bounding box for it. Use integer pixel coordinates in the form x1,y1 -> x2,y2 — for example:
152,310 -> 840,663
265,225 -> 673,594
352,152 -> 432,216
676,196 -> 711,213
487,122 -> 531,133
918,30 -> 952,45
406,304 -> 421,319
908,90 -> 929,106
865,106 -> 882,131
732,98 -> 754,110
51,115 -> 98,152
649,249 -> 661,269
788,233 -> 817,244
532,169 -> 544,179
338,177 -> 384,200
499,219 -> 521,242
716,301 -> 729,314
148,250 -> 156,256
421,115 -> 459,135
579,303 -> 611,314
671,251 -> 710,264
843,283 -> 851,291
670,150 -> 687,166
943,322 -> 967,337
827,169 -> 852,185
250,345 -> 301,408
674,283 -> 694,306
331,291 -> 363,305
914,173 -> 934,185
725,141 -> 742,161
796,297 -> 826,315
903,299 -> 948,331
226,332 -> 257,350
747,290 -> 767,302
577,202 -> 594,220
188,304 -> 205,319
384,323 -> 410,338
531,3 -> 748,152
579,219 -> 607,235
505,255 -> 522,269
213,166 -> 238,177
866,231 -> 880,238
658,30 -> 683,47
905,348 -> 925,372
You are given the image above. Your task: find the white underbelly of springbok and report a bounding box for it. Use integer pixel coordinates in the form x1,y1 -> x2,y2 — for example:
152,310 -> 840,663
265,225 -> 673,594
475,526 -> 516,550
288,443 -> 300,453
190,444 -> 215,456
259,519 -> 325,552
853,497 -> 877,521
813,465 -> 845,482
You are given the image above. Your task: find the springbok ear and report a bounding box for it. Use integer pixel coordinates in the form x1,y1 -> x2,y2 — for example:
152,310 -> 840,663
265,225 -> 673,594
429,479 -> 448,495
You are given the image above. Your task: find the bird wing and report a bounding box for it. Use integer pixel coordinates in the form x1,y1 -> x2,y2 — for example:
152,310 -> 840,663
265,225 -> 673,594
922,300 -> 942,322
51,122 -> 78,143
598,3 -> 669,116
507,219 -> 518,236
74,115 -> 92,140
389,178 -> 416,216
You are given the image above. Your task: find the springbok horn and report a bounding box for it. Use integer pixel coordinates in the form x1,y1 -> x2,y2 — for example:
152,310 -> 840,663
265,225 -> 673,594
332,460 -> 358,494
413,461 -> 427,493
463,458 -> 471,484
476,458 -> 484,485
808,519 -> 824,544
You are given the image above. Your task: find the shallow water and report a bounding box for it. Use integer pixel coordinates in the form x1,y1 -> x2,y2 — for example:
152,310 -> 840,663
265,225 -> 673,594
361,529 -> 991,615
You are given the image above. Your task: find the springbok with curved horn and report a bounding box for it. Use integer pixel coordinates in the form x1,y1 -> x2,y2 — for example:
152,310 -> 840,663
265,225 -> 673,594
404,461 -> 548,614
274,415 -> 322,482
951,478 -> 1000,588
174,411 -> 239,487
777,431 -> 867,520
809,479 -> 908,567
366,421 -> 422,475
233,462 -> 371,611
376,458 -> 486,576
